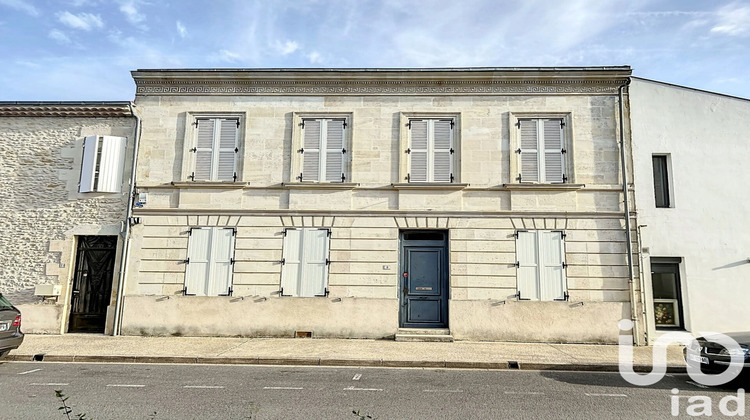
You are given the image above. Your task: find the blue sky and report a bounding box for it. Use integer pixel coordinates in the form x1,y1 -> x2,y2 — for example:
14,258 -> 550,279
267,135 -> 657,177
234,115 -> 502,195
1,0 -> 749,101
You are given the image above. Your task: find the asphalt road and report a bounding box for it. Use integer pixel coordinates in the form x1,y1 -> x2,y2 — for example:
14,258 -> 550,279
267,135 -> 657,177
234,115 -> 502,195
0,362 -> 746,419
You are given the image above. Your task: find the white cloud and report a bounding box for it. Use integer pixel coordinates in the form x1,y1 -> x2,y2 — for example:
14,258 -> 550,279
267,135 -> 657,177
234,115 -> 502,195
176,20 -> 187,38
48,29 -> 72,44
0,0 -> 39,16
307,51 -> 322,65
217,49 -> 241,63
119,0 -> 145,27
273,40 -> 299,56
57,11 -> 103,31
710,2 -> 750,36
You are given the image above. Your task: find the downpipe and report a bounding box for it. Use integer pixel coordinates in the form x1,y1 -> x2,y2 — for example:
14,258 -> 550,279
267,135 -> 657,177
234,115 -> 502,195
113,102 -> 141,336
618,78 -> 640,345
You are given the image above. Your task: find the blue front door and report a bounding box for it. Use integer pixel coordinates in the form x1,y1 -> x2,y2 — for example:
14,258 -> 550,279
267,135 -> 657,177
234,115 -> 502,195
399,231 -> 448,328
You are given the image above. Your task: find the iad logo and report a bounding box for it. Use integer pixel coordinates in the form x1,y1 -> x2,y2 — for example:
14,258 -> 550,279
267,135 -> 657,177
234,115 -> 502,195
617,319 -> 745,387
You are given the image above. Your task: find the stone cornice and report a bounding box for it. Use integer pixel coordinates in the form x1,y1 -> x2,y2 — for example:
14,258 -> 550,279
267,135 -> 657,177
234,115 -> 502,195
0,102 -> 133,118
132,68 -> 632,97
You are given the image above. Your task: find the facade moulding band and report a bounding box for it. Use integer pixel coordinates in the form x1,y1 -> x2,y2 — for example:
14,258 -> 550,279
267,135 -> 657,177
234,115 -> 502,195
131,209 -> 626,218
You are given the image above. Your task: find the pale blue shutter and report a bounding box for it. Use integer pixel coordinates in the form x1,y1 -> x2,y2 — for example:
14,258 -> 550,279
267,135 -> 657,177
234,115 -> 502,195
79,136 -> 98,193
280,229 -> 302,296
300,229 -> 329,297
216,119 -> 238,181
325,120 -> 345,182
185,228 -> 211,295
516,231 -> 539,300
97,136 -> 127,193
542,119 -> 564,183
540,231 -> 566,301
518,120 -> 539,183
302,120 -> 321,182
432,120 -> 453,182
194,119 -> 215,181
409,120 -> 428,182
208,228 -> 235,296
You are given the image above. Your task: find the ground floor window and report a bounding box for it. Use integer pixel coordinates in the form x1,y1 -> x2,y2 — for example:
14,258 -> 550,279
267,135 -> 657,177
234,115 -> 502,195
280,228 -> 330,297
515,230 -> 568,301
184,227 -> 236,296
650,257 -> 683,329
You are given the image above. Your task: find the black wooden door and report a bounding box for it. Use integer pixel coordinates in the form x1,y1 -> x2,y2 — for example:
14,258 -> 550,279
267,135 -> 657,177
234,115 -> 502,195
399,231 -> 449,328
68,236 -> 117,333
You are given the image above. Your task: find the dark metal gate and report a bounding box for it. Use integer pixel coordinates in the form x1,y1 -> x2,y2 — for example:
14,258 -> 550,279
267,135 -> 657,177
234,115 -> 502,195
68,236 -> 117,333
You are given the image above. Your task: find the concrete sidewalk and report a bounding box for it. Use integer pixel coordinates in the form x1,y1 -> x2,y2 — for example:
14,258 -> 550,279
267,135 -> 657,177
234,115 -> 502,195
5,334 -> 687,372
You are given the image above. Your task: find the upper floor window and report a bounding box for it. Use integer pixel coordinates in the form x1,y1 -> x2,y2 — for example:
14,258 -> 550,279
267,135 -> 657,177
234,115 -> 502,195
79,135 -> 127,193
291,113 -> 351,183
186,116 -> 241,182
398,114 -> 459,184
509,114 -> 571,184
652,154 -> 671,208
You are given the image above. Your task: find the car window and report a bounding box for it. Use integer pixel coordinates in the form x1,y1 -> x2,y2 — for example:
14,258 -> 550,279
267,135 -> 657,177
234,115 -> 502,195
0,294 -> 13,309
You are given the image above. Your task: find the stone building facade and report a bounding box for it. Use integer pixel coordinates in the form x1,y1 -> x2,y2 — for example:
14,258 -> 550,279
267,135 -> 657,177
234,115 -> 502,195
120,68 -> 642,344
0,102 -> 136,334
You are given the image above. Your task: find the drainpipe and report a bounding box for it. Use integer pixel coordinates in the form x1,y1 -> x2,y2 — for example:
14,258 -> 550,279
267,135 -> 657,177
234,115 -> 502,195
113,102 -> 141,336
618,78 -> 640,345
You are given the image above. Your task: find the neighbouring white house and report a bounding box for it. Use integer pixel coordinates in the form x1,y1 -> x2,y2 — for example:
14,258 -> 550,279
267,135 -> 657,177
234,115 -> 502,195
0,102 -> 137,334
629,78 -> 750,343
118,67 -> 641,344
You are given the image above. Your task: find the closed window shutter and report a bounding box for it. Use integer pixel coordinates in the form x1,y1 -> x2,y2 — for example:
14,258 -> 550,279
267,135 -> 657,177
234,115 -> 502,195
302,120 -> 321,181
216,119 -> 238,181
432,120 -> 453,182
540,231 -> 566,300
208,228 -> 235,296
516,231 -> 540,300
79,136 -> 98,193
194,119 -> 215,181
185,228 -> 211,296
409,120 -> 429,182
301,229 -> 330,297
97,136 -> 127,193
324,120 -> 345,182
519,119 -> 539,183
542,119 -> 564,183
281,229 -> 303,296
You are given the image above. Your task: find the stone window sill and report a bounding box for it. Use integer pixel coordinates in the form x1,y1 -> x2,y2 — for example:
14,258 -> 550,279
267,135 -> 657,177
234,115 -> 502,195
500,183 -> 585,191
391,183 -> 469,190
282,182 -> 359,190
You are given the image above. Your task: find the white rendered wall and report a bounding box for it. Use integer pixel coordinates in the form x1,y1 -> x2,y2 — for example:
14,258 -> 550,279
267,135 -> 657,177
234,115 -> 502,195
630,78 -> 750,338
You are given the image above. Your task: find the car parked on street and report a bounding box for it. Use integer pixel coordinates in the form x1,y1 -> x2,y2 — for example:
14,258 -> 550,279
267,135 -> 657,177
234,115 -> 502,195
684,331 -> 750,378
0,293 -> 24,358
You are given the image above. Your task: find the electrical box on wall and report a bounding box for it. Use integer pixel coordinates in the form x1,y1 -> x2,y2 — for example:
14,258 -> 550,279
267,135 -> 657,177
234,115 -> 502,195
34,284 -> 62,296
136,192 -> 148,207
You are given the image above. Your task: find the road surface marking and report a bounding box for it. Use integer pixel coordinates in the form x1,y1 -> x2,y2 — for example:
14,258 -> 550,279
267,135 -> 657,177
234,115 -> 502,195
504,391 -> 544,395
352,374 -> 362,381
184,385 -> 225,389
584,393 -> 628,397
424,389 -> 464,393
686,381 -> 709,389
106,384 -> 145,388
18,368 -> 42,375
263,386 -> 303,390
30,383 -> 68,386
344,386 -> 382,392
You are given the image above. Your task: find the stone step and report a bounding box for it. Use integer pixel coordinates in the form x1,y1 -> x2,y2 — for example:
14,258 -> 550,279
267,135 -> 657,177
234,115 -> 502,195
394,333 -> 454,343
397,328 -> 450,335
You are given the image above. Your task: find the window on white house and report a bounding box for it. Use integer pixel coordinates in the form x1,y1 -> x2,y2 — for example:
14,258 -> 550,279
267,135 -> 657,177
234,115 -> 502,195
652,155 -> 671,208
79,135 -> 127,193
407,118 -> 456,183
189,117 -> 239,182
515,230 -> 567,301
280,228 -> 330,297
296,118 -> 348,182
514,118 -> 567,183
184,227 -> 236,296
